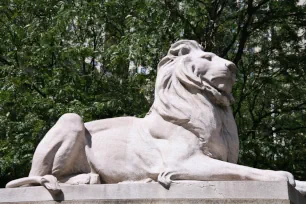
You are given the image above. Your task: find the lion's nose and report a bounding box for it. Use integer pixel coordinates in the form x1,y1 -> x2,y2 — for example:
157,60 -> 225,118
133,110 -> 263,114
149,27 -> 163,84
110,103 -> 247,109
226,62 -> 237,74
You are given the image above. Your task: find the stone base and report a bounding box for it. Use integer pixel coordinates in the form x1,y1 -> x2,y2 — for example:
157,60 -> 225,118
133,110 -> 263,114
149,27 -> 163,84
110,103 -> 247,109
0,181 -> 305,204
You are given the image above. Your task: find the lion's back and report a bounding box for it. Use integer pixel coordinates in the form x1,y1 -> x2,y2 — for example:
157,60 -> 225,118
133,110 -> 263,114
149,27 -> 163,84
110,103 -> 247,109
85,116 -> 135,135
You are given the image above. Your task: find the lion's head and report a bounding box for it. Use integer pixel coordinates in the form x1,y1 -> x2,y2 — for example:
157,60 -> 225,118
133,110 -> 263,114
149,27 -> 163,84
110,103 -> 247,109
149,40 -> 237,141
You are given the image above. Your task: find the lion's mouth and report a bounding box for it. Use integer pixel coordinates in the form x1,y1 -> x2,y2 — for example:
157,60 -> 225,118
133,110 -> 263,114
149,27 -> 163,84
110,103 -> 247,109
209,76 -> 234,94
201,78 -> 235,106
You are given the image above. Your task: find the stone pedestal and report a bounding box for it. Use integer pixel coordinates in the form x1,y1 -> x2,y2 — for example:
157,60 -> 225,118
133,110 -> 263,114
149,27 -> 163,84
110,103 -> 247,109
0,181 -> 305,204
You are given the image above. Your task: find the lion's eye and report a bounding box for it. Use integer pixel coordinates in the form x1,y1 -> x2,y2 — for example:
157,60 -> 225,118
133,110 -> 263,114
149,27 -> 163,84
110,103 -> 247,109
179,47 -> 190,56
202,54 -> 212,61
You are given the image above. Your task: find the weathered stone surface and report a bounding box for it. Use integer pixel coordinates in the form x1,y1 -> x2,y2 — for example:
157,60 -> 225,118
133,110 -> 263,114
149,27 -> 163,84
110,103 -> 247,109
0,181 -> 305,204
5,40 -> 306,196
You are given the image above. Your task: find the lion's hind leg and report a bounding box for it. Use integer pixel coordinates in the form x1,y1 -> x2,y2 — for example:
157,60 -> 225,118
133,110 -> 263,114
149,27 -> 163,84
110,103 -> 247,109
42,113 -> 91,178
59,173 -> 101,185
118,178 -> 154,184
6,113 -> 94,192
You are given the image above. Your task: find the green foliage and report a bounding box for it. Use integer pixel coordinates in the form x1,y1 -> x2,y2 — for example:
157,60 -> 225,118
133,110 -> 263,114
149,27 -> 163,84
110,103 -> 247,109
0,0 -> 306,187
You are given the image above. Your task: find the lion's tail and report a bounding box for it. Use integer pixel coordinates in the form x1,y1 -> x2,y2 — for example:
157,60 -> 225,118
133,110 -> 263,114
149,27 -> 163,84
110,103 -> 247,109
6,175 -> 60,192
6,176 -> 43,188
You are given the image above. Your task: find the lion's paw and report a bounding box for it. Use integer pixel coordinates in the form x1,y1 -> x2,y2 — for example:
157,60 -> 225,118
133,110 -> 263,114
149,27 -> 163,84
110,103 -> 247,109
89,173 -> 101,184
295,180 -> 306,195
118,178 -> 154,184
276,171 -> 295,186
158,171 -> 176,189
265,170 -> 295,186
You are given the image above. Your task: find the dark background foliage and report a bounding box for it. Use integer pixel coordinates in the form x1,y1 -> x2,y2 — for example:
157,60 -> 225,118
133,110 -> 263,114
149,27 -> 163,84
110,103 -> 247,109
0,0 -> 305,187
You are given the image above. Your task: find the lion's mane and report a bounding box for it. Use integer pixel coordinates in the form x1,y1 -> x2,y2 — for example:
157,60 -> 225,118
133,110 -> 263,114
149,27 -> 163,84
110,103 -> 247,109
148,40 -> 237,159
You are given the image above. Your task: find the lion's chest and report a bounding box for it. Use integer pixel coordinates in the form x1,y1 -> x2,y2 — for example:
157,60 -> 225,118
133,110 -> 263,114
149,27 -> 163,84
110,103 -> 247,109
205,132 -> 238,163
201,108 -> 239,163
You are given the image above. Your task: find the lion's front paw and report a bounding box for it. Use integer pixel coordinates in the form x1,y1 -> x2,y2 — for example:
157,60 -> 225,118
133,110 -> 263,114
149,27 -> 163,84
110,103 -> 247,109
278,171 -> 295,186
158,171 -> 176,189
295,180 -> 306,195
268,170 -> 295,186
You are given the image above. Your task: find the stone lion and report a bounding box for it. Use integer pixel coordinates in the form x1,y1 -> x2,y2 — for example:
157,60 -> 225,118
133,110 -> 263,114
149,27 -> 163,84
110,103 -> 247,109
6,40 -> 306,195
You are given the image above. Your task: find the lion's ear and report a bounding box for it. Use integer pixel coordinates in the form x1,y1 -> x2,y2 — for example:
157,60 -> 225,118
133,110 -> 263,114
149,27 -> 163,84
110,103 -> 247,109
158,43 -> 190,70
169,44 -> 190,56
158,40 -> 200,71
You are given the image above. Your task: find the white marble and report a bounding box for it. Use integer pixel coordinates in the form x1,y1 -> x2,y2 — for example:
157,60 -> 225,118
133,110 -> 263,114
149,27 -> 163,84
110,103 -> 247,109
1,181 -> 305,203
5,40 -> 306,196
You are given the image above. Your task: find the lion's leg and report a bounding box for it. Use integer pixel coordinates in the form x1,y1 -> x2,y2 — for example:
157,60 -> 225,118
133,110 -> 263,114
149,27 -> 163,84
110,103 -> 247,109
58,173 -> 101,185
50,114 -> 90,177
29,113 -> 90,177
25,113 -> 99,190
7,113 -> 100,190
295,180 -> 306,195
158,153 -> 295,189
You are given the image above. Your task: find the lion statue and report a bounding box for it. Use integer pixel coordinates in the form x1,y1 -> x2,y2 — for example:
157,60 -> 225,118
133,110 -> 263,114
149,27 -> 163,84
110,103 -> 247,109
6,40 -> 306,195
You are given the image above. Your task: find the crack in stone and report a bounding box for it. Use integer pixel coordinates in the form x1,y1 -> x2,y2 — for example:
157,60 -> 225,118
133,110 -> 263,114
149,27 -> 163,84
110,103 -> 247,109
203,182 -> 225,198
